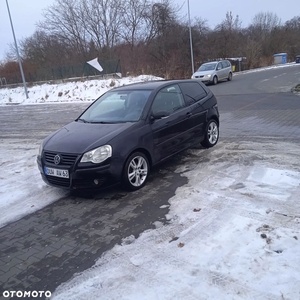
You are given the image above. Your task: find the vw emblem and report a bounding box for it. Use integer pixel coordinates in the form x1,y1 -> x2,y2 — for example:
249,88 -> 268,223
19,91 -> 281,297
54,154 -> 61,165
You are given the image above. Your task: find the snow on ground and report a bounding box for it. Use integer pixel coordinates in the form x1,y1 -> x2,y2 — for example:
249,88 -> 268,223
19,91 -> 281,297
51,141 -> 300,299
231,62 -> 298,76
0,139 -> 68,228
0,75 -> 163,105
1,71 -> 300,298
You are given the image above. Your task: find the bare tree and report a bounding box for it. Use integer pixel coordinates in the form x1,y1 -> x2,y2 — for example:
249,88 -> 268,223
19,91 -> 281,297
191,17 -> 211,65
251,12 -> 281,35
38,0 -> 89,59
20,31 -> 75,66
214,11 -> 242,58
79,0 -> 124,58
244,38 -> 262,69
120,0 -> 150,47
284,16 -> 300,58
248,12 -> 282,57
147,0 -> 179,70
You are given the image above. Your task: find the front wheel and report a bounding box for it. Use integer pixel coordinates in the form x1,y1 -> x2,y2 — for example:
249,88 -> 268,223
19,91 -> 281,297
213,76 -> 218,85
122,152 -> 149,191
201,120 -> 219,148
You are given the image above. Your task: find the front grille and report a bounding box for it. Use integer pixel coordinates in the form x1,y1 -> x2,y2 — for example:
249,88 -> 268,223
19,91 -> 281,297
46,175 -> 70,187
44,151 -> 79,166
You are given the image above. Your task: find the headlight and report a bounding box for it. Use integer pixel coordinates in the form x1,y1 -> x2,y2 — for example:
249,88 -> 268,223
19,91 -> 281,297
81,145 -> 112,164
191,75 -> 194,79
207,74 -> 211,78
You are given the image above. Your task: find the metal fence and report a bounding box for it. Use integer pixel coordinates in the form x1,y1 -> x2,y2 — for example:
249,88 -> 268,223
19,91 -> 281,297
27,59 -> 121,82
1,59 -> 121,85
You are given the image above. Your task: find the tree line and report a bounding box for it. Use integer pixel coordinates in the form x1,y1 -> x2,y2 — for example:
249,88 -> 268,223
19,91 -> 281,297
1,0 -> 300,84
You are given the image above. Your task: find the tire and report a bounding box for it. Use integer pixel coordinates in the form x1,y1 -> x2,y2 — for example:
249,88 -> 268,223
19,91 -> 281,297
213,76 -> 218,85
122,152 -> 149,191
227,72 -> 232,81
201,119 -> 219,148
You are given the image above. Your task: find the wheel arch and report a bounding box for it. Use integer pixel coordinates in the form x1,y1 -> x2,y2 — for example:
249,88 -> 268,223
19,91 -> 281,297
123,147 -> 153,169
209,115 -> 219,126
121,147 -> 152,191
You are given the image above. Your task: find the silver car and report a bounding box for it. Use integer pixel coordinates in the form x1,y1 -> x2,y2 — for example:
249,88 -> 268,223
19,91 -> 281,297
191,60 -> 233,85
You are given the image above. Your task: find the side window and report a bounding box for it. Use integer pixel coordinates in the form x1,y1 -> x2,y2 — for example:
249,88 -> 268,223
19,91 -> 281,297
221,61 -> 227,68
179,82 -> 207,104
217,62 -> 223,70
223,60 -> 230,68
152,84 -> 185,115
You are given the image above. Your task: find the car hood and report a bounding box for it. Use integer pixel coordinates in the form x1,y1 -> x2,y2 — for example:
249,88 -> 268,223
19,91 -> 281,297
193,70 -> 215,77
43,121 -> 134,153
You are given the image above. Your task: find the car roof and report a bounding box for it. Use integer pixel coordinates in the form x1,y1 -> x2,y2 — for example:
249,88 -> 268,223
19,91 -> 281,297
202,60 -> 228,64
110,79 -> 207,91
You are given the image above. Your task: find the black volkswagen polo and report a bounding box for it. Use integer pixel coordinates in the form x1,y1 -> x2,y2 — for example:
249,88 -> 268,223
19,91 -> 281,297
37,80 -> 220,191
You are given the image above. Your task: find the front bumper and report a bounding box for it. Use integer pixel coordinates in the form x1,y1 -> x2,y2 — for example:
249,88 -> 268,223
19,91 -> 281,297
37,155 -> 122,189
193,76 -> 213,84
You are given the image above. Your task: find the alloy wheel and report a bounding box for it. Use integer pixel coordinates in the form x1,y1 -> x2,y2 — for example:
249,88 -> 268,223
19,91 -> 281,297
207,121 -> 218,145
127,155 -> 148,187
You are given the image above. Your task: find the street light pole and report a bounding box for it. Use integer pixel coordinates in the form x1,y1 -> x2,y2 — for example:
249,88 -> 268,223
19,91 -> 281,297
6,0 -> 29,99
187,0 -> 194,75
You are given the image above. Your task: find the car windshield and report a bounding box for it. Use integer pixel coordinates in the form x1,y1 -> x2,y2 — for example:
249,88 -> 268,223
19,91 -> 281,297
78,90 -> 152,123
198,63 -> 217,71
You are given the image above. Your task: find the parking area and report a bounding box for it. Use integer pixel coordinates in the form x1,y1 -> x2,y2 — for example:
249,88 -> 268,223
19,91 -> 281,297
1,85 -> 300,298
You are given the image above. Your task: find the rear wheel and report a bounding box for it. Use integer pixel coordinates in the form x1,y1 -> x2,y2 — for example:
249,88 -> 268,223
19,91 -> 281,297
201,120 -> 219,148
213,76 -> 218,85
227,72 -> 232,81
122,152 -> 149,191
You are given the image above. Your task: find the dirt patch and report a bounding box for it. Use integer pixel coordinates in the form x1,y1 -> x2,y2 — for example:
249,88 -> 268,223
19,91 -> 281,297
292,83 -> 300,94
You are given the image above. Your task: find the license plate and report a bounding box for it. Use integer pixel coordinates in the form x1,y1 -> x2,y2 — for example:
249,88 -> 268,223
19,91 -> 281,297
44,167 -> 69,178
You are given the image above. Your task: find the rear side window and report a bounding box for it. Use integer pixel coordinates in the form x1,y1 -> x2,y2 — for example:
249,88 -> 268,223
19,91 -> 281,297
179,82 -> 207,104
222,60 -> 230,68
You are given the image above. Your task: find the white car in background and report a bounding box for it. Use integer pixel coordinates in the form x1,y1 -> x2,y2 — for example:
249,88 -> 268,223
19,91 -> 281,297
192,60 -> 233,85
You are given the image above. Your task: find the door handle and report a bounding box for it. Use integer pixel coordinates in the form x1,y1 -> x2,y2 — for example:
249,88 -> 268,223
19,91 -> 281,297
186,112 -> 192,118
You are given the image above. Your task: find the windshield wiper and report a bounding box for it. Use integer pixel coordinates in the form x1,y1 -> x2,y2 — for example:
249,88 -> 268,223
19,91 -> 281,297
90,121 -> 114,124
77,118 -> 90,123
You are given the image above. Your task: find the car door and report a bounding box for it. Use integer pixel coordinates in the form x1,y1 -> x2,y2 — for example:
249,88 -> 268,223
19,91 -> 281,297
216,62 -> 223,80
150,84 -> 192,162
221,60 -> 230,78
179,81 -> 208,144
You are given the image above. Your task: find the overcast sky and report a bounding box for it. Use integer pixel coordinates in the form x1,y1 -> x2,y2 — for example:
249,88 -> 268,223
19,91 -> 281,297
0,0 -> 298,61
